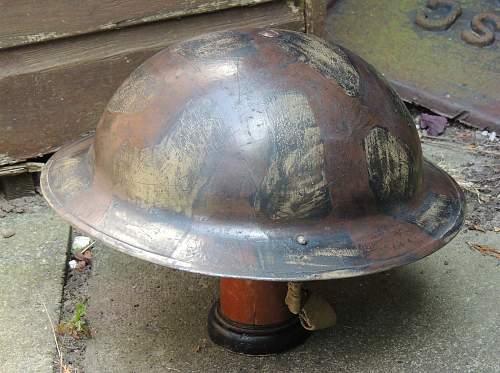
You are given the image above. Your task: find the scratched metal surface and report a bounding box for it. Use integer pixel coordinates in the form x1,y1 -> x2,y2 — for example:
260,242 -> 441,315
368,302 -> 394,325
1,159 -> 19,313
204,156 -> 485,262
327,0 -> 500,131
41,29 -> 465,281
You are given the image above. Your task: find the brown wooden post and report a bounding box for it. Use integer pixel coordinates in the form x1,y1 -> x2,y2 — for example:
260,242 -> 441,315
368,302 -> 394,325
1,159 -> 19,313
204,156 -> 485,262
305,0 -> 328,37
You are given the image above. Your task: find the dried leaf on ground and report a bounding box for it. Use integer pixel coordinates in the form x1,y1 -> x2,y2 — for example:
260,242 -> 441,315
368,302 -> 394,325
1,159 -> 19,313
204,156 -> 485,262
1,228 -> 15,238
466,242 -> 500,259
469,224 -> 486,233
74,250 -> 92,265
76,261 -> 86,272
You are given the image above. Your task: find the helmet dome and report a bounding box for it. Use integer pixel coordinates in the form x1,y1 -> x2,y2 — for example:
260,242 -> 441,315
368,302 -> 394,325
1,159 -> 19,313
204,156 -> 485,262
42,29 -> 464,280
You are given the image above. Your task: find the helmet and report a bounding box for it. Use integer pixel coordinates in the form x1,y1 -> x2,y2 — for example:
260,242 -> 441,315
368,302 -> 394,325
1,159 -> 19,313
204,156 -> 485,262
41,29 -> 465,281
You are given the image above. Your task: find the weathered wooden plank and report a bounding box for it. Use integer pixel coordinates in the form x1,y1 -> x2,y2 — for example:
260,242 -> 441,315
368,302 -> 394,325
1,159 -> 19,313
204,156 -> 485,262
0,173 -> 35,199
0,0 -> 274,49
0,162 -> 43,177
305,0 -> 327,37
0,1 -> 304,165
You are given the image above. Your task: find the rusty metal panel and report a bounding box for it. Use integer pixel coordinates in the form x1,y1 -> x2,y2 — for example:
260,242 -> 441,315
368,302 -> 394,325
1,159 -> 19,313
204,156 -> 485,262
327,0 -> 500,131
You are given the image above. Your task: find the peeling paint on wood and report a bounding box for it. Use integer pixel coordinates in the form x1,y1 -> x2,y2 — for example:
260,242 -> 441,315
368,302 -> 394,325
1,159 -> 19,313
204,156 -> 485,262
0,0 -> 275,50
304,0 -> 327,37
0,154 -> 18,167
254,91 -> 331,220
0,162 -> 44,177
20,32 -> 61,45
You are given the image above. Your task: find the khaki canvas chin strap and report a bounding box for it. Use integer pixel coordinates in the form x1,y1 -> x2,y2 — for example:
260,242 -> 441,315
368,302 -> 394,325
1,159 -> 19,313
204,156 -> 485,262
285,282 -> 337,331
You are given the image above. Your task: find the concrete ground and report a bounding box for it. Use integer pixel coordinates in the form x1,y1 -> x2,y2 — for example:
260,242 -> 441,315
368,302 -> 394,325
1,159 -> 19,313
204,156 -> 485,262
0,203 -> 69,372
0,129 -> 498,372
84,230 -> 499,373
83,136 -> 499,373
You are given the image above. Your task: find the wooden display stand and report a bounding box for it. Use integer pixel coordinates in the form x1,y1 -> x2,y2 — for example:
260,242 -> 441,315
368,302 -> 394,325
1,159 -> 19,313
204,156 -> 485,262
208,279 -> 309,355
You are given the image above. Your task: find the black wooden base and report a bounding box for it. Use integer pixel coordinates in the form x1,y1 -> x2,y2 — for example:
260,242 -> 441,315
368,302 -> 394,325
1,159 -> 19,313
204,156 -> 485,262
207,302 -> 310,355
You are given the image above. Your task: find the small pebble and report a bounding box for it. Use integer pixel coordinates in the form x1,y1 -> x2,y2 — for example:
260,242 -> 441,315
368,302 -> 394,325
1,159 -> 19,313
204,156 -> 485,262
72,235 -> 91,251
76,260 -> 86,271
1,206 -> 13,213
296,235 -> 307,245
64,302 -> 75,313
444,260 -> 449,265
1,228 -> 15,238
15,207 -> 24,214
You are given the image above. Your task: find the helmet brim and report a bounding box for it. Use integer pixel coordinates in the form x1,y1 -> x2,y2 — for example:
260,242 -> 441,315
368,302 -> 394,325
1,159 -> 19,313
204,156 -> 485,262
42,136 -> 465,281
